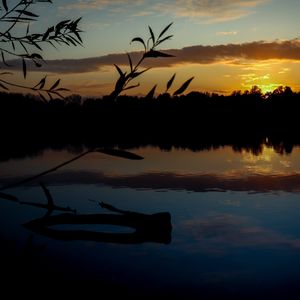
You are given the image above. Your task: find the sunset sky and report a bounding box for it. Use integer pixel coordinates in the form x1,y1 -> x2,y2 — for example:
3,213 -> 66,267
4,0 -> 300,96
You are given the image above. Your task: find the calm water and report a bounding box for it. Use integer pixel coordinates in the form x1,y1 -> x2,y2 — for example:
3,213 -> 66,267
1,145 -> 300,298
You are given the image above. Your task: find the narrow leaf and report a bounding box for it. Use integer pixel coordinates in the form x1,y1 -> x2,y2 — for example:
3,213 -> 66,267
16,10 -> 39,18
38,92 -> 47,102
145,85 -> 157,100
114,64 -> 124,77
123,83 -> 140,91
158,22 -> 173,40
33,76 -> 46,90
155,35 -> 173,46
74,31 -> 83,44
22,58 -> 27,79
49,79 -> 60,91
131,68 -> 151,79
31,53 -> 43,60
96,148 -> 144,160
30,40 -> 42,51
127,53 -> 133,72
148,26 -> 155,46
2,0 -> 8,11
1,51 -> 11,66
130,37 -> 146,51
42,26 -> 54,41
55,88 -> 70,92
166,73 -> 176,93
173,77 -> 194,96
26,23 -> 30,35
143,50 -> 174,58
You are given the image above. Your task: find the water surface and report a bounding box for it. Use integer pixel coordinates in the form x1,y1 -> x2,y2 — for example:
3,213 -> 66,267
1,145 -> 300,298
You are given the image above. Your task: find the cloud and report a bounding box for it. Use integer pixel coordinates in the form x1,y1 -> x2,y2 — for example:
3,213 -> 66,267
216,31 -> 238,36
5,38 -> 300,74
61,0 -> 142,10
156,0 -> 269,23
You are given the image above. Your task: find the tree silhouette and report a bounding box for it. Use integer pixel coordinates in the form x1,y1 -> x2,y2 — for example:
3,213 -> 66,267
0,0 -> 82,100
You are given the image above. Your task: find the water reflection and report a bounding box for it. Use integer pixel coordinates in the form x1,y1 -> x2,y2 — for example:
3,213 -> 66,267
24,208 -> 172,244
1,145 -> 300,298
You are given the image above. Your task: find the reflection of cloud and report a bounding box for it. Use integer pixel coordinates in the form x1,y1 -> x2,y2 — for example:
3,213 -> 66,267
6,39 -> 300,74
3,171 -> 300,193
178,214 -> 300,253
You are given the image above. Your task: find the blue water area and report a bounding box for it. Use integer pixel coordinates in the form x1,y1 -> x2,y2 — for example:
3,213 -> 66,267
1,146 -> 300,299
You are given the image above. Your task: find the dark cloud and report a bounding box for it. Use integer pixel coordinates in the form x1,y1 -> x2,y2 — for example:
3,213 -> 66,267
4,39 -> 300,74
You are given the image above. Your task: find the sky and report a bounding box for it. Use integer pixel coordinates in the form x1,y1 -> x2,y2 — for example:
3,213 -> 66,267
3,0 -> 300,96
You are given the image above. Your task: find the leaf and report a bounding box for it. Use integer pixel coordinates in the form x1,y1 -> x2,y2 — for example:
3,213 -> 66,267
33,76 -> 47,90
1,51 -> 11,67
16,10 -> 39,18
127,53 -> 133,72
123,83 -> 140,91
65,36 -> 77,46
155,35 -> 173,47
173,77 -> 194,96
49,79 -> 61,91
33,61 -> 42,68
143,50 -> 174,58
42,26 -> 54,41
96,148 -> 144,160
145,85 -> 157,100
130,37 -> 146,51
47,92 -> 53,100
2,0 -> 8,11
158,22 -> 173,40
114,64 -> 124,77
31,53 -> 43,60
0,192 -> 18,202
73,31 -> 83,44
38,92 -> 47,102
55,88 -> 70,92
166,73 -> 176,93
148,26 -> 155,46
22,58 -> 27,79
130,68 -> 151,79
5,16 -> 36,22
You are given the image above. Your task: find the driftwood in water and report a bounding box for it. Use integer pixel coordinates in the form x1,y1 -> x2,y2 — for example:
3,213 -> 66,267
23,202 -> 172,244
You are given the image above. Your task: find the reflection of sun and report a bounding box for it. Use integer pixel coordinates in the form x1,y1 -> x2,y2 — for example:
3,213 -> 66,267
242,145 -> 275,174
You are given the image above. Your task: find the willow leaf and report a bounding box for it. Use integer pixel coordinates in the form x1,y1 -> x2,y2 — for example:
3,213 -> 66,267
173,77 -> 194,96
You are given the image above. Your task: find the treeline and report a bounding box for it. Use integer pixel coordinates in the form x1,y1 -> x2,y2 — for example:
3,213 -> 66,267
1,86 -> 300,160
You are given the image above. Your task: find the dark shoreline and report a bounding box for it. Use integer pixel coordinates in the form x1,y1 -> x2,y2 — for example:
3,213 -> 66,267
1,88 -> 300,160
